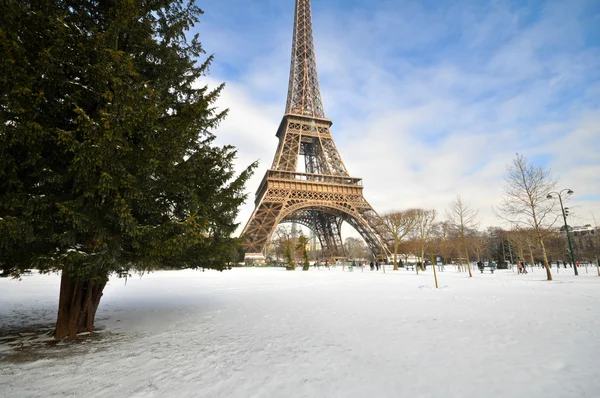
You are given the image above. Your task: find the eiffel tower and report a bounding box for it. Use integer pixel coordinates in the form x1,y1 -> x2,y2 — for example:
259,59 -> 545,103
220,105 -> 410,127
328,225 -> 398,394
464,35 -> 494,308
242,0 -> 392,259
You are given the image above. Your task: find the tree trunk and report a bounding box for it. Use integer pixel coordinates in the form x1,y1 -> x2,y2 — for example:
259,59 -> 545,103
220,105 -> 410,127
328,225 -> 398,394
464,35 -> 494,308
528,249 -> 535,273
416,254 -> 420,275
418,248 -> 425,274
432,253 -> 439,288
466,256 -> 473,277
55,271 -> 107,339
393,242 -> 398,271
537,230 -> 553,281
463,238 -> 472,278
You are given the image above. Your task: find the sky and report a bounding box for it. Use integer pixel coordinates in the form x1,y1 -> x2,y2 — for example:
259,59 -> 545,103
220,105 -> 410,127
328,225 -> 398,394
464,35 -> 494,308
192,0 -> 600,237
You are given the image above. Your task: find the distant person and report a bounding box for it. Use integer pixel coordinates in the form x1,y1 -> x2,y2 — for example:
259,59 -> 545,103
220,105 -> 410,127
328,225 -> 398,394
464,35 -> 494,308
370,261 -> 374,271
477,261 -> 484,273
522,261 -> 528,274
376,261 -> 380,271
517,262 -> 523,274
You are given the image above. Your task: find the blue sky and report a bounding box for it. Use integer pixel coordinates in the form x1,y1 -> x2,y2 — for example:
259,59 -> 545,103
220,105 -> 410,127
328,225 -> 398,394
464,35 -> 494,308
193,0 -> 600,232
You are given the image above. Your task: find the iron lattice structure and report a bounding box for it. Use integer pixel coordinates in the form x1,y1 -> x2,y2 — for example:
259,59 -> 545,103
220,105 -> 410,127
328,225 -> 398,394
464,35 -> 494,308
242,0 -> 392,259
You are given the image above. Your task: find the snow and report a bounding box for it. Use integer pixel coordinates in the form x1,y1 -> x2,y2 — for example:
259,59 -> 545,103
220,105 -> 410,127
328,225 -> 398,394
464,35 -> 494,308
1,267 -> 600,397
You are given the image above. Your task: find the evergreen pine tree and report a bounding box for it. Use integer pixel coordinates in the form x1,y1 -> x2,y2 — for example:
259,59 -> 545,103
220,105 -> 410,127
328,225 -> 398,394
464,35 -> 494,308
0,0 -> 255,338
284,244 -> 295,271
297,234 -> 310,271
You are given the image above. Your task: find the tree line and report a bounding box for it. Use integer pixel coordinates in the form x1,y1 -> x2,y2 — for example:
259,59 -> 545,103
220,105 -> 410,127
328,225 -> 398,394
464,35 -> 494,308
383,154 -> 599,281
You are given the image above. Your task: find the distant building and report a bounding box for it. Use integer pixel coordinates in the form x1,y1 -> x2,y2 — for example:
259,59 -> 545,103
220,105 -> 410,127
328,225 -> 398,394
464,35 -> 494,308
559,224 -> 597,237
559,224 -> 599,261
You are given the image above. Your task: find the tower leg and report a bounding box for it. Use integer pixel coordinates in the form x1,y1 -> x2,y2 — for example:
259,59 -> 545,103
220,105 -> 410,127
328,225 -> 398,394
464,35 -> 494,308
242,201 -> 285,255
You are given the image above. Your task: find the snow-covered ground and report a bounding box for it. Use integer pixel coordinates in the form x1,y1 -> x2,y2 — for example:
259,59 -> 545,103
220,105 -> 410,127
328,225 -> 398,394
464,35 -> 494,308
1,266 -> 600,398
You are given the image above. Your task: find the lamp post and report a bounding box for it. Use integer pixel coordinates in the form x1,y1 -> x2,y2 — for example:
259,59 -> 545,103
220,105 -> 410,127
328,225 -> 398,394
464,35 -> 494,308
547,189 -> 578,276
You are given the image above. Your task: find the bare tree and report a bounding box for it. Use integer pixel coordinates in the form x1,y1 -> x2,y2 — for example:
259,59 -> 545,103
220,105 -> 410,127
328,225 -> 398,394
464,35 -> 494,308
398,240 -> 416,268
432,221 -> 454,266
497,154 -> 558,280
414,209 -> 438,287
272,225 -> 297,268
344,237 -> 369,260
446,195 -> 480,277
470,232 -> 488,263
264,240 -> 277,263
383,209 -> 418,270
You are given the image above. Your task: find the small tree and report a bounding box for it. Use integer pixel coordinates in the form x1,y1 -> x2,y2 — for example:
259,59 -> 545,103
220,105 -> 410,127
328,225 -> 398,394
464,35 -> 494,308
344,237 -> 369,260
297,234 -> 310,271
272,225 -> 294,262
432,221 -> 456,265
414,209 -> 438,286
498,154 -> 558,280
383,209 -> 418,270
272,226 -> 297,270
470,232 -> 488,263
398,240 -> 416,268
284,243 -> 295,271
446,195 -> 480,278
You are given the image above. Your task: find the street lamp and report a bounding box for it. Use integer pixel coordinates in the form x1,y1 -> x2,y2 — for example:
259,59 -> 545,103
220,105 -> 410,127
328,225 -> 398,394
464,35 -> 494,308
547,189 -> 578,276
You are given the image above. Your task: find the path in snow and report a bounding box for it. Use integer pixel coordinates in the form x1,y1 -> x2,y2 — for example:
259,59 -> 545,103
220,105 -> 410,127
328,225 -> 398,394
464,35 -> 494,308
1,267 -> 600,397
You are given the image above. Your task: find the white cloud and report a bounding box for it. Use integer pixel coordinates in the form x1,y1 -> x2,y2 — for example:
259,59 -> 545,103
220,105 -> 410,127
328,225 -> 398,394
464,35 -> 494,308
200,0 -> 600,239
